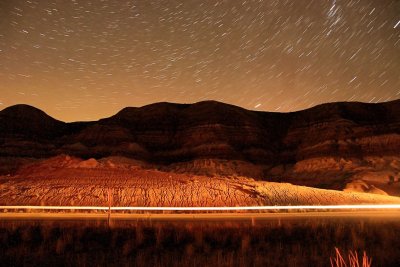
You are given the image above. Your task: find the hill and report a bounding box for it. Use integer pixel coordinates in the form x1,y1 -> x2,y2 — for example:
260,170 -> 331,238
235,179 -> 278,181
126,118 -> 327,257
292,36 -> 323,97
1,100 -> 400,196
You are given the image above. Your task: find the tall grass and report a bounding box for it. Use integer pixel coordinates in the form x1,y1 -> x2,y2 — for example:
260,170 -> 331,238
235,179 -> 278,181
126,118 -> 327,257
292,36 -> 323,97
330,247 -> 372,267
0,218 -> 399,266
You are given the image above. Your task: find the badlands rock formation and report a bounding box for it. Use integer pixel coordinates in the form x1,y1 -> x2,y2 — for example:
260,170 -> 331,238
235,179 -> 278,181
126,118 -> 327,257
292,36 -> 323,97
1,100 -> 399,197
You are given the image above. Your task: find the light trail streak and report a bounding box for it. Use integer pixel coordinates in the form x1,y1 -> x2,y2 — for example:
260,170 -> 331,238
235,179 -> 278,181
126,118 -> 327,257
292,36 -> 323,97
1,204 -> 400,212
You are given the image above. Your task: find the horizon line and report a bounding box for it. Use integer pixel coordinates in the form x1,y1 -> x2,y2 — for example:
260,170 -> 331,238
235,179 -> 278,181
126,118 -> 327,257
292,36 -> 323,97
1,98 -> 399,123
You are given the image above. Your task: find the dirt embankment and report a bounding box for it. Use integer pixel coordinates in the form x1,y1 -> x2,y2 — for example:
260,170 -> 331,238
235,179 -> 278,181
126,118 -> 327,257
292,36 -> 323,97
1,156 -> 400,207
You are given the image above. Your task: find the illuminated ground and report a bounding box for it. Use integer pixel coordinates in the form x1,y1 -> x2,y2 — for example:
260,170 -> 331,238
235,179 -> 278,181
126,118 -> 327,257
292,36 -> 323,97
2,169 -> 400,207
1,210 -> 400,223
1,155 -> 400,208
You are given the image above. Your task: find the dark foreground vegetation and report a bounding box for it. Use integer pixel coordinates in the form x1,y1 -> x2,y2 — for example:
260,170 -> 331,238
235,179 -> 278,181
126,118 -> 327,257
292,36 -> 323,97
1,216 -> 400,267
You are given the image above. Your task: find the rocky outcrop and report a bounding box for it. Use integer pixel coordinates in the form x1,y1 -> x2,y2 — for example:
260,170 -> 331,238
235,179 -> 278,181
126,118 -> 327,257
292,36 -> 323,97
1,100 -> 399,195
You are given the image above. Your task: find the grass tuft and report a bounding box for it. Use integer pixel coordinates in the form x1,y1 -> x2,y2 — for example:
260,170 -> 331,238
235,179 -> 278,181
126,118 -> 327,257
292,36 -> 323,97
330,247 -> 372,267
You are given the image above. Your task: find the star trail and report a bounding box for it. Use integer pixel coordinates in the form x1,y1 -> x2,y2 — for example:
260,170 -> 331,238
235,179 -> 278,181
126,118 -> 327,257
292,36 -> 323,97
0,0 -> 399,121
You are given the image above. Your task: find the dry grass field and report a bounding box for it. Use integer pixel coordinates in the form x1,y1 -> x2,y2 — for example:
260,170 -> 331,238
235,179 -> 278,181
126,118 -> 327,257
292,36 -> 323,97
1,217 -> 400,267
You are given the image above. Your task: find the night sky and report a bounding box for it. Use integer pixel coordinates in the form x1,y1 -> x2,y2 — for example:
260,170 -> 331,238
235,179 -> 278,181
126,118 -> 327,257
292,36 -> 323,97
0,0 -> 399,122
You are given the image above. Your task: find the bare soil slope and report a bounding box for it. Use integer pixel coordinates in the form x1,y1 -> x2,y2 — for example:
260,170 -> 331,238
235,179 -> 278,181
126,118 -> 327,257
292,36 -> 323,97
1,156 -> 399,207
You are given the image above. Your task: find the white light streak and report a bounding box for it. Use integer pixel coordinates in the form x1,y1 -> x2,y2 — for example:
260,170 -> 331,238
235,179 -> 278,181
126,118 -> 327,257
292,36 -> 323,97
1,205 -> 400,212
349,76 -> 357,84
394,20 -> 400,29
